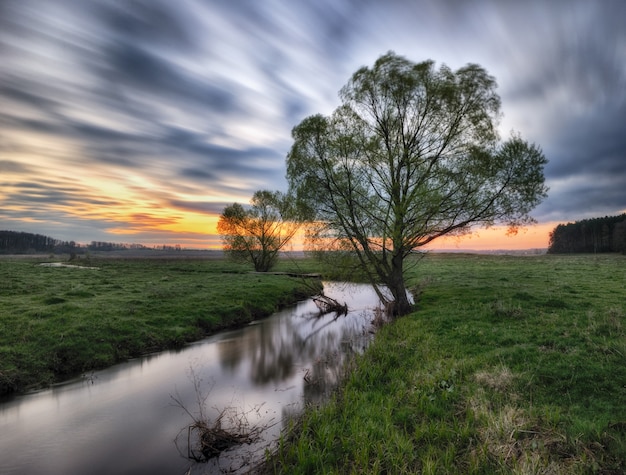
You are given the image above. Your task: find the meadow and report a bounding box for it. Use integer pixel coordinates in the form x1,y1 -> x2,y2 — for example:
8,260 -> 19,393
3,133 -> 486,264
0,254 -> 320,395
270,253 -> 626,474
1,252 -> 624,473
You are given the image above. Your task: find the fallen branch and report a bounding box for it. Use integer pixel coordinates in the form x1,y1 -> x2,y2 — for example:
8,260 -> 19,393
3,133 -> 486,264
180,407 -> 264,462
312,294 -> 348,317
171,366 -> 274,466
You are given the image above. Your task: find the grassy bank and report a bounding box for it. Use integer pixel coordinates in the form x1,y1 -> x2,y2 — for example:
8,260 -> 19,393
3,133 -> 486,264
0,256 -> 321,395
270,253 -> 626,474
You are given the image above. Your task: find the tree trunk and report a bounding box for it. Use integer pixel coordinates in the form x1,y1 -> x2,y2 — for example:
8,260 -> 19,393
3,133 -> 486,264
387,253 -> 412,316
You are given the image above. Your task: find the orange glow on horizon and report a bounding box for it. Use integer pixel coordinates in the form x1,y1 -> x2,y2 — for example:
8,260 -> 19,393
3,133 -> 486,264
106,212 -> 219,234
97,220 -> 554,251
424,223 -> 554,251
258,223 -> 554,253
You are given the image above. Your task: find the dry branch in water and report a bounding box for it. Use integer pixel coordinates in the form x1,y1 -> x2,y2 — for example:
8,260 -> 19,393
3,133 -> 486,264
178,406 -> 265,462
312,294 -> 348,316
171,367 -> 273,465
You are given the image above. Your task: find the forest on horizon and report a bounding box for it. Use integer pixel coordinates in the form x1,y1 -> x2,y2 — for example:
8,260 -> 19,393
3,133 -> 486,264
547,214 -> 626,254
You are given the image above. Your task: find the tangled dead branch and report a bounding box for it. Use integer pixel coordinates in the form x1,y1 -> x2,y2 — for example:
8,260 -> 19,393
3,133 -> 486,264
179,406 -> 265,462
312,294 -> 348,316
171,366 -> 274,466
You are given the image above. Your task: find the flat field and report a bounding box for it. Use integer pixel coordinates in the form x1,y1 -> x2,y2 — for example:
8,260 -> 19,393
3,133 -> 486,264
0,255 -> 320,395
271,253 -> 626,474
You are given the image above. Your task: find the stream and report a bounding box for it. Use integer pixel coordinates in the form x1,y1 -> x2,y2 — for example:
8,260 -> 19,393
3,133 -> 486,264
0,282 -> 384,474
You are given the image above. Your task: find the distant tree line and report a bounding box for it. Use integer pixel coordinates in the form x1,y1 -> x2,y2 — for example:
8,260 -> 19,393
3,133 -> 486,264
86,241 -> 148,252
0,230 -> 151,254
548,214 -> 626,254
0,230 -> 71,254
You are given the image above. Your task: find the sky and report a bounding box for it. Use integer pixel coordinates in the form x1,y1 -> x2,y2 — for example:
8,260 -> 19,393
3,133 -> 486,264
1,0 -> 625,250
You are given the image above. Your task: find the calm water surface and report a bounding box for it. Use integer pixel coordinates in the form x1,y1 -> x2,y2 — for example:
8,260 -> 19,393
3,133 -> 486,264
0,282 -> 383,474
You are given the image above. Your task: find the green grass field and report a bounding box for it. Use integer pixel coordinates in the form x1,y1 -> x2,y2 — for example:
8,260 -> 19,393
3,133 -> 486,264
270,253 -> 626,474
0,255 -> 320,395
2,253 -> 624,472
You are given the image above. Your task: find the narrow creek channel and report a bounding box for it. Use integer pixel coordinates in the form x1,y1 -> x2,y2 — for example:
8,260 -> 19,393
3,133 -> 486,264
0,282 -> 384,474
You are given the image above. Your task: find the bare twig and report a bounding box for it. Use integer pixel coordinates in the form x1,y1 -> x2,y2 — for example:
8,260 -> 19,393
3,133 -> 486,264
171,365 -> 275,466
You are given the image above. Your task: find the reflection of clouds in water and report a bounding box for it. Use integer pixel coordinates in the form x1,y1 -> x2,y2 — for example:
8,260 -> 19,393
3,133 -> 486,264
216,310 -> 304,385
216,283 -> 381,387
323,281 -> 414,309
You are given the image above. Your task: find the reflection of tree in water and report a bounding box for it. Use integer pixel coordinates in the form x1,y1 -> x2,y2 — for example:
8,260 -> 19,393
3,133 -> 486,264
216,309 -> 307,385
216,339 -> 242,374
247,317 -> 305,384
258,310 -> 370,387
302,313 -> 372,405
216,300 -> 372,388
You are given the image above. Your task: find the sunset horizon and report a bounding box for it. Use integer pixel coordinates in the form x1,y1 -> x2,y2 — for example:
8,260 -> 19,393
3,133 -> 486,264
1,220 -> 557,252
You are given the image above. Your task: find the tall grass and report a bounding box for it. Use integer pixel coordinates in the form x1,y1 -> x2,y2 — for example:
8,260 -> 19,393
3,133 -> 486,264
269,253 -> 626,474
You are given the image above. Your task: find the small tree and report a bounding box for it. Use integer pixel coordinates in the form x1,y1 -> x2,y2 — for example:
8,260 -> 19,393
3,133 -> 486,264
287,52 -> 548,315
217,190 -> 299,272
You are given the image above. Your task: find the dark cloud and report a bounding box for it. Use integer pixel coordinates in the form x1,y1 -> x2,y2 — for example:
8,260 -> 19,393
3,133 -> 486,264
99,42 -> 237,113
532,101 -> 626,222
0,161 -> 34,174
4,181 -> 122,208
178,168 -> 215,180
160,128 -> 284,182
0,82 -> 61,113
547,108 -> 626,180
96,0 -> 196,52
168,200 -> 230,215
4,116 -> 64,136
535,177 -> 626,223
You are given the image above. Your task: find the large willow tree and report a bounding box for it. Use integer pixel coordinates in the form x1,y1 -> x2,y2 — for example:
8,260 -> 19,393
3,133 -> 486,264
287,53 -> 548,315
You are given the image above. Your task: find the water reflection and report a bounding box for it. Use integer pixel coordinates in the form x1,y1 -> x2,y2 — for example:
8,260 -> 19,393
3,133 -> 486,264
0,282 -> 382,475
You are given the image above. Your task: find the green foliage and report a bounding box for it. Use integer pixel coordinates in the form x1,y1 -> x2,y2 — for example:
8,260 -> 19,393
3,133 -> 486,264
0,257 -> 320,395
270,254 -> 626,474
218,190 -> 300,272
286,52 -> 547,315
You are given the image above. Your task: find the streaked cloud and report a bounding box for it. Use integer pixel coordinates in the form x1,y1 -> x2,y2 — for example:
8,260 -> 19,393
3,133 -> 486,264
1,0 -> 624,247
